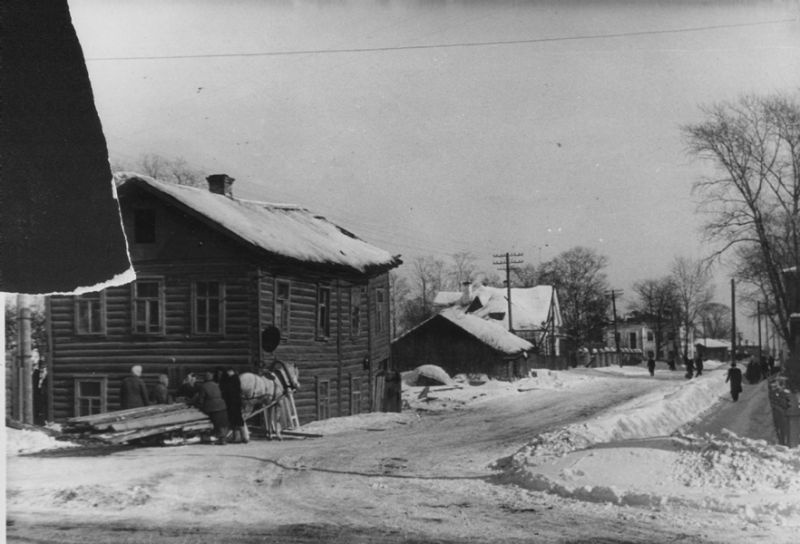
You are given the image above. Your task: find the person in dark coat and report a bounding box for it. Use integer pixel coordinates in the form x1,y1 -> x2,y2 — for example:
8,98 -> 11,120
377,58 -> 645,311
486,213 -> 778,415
153,374 -> 172,404
694,354 -> 704,377
120,365 -> 150,409
646,354 -> 656,377
725,361 -> 744,402
684,356 -> 694,379
220,368 -> 246,444
175,372 -> 198,401
192,371 -> 229,445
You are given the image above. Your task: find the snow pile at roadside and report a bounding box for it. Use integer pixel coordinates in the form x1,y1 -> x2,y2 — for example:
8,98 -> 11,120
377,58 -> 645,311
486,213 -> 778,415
674,430 -> 800,492
5,427 -> 79,456
506,375 -> 729,465
496,371 -> 800,525
403,369 -> 593,412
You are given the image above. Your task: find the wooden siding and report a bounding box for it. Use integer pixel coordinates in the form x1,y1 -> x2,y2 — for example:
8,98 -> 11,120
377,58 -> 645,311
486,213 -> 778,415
256,269 -> 388,424
391,315 -> 521,379
48,182 -> 394,424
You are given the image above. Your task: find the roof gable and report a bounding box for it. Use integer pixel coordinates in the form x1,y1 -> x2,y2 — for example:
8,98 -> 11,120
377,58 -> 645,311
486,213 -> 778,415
116,173 -> 401,274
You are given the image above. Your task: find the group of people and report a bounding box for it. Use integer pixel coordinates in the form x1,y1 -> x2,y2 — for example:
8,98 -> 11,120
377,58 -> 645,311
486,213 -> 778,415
644,353 -> 705,379
119,365 -> 247,445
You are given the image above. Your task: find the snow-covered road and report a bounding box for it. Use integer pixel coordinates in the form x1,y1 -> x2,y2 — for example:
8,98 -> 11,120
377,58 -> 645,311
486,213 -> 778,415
6,362 -> 799,543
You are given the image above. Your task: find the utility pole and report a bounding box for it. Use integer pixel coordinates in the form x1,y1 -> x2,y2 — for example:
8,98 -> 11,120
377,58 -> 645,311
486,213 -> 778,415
605,289 -> 623,365
17,293 -> 34,424
731,279 -> 736,363
493,252 -> 524,333
757,300 -> 762,364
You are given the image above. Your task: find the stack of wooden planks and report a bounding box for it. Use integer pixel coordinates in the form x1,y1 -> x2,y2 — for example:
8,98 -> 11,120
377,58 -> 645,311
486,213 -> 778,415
63,403 -> 212,445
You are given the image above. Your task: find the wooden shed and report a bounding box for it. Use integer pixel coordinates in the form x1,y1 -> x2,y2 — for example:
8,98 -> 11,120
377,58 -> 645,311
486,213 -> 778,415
391,307 -> 533,379
46,173 -> 401,424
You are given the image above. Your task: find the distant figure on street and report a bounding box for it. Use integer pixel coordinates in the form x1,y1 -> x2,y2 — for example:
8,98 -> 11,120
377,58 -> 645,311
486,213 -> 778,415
694,354 -> 704,377
191,371 -> 229,445
684,356 -> 694,380
667,356 -> 676,371
153,373 -> 172,404
745,358 -> 761,384
768,355 -> 776,376
725,361 -> 744,402
120,365 -> 150,409
647,354 -> 656,377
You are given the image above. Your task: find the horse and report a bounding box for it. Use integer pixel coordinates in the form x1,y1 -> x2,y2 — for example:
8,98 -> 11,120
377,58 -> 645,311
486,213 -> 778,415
239,360 -> 300,441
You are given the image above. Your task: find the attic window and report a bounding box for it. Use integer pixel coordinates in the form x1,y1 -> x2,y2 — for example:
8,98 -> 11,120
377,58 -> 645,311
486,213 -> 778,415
488,312 -> 506,321
133,209 -> 156,244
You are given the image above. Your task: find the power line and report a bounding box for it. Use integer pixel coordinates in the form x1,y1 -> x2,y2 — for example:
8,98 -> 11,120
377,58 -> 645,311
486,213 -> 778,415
84,19 -> 793,62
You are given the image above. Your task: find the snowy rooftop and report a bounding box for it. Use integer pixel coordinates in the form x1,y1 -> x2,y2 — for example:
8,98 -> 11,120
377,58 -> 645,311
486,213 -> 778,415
439,307 -> 534,355
696,338 -> 731,349
435,284 -> 560,331
115,173 -> 401,274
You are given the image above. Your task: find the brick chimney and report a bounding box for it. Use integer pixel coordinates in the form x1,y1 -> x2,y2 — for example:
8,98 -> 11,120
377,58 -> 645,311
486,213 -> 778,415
206,174 -> 235,197
460,281 -> 472,306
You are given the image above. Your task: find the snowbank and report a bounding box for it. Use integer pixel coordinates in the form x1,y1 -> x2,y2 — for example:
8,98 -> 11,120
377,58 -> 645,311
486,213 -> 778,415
402,369 -> 593,412
496,369 -> 800,527
5,427 -> 79,456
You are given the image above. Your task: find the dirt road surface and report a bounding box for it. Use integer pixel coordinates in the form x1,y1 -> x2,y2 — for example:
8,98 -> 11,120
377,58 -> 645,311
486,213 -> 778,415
6,371 -> 725,543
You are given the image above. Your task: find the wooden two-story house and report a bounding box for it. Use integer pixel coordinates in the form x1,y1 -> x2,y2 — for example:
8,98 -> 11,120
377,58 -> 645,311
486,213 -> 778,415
46,173 -> 402,424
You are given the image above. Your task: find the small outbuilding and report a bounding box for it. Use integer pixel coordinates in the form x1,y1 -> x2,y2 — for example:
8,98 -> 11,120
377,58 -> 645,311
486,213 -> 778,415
391,307 -> 534,379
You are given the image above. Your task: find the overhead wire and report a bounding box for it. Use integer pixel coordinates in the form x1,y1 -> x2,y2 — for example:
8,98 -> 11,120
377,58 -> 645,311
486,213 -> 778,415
84,19 -> 795,62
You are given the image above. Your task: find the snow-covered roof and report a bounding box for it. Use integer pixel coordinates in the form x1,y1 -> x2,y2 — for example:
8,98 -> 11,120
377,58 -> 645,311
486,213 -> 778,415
436,284 -> 561,331
439,307 -> 534,355
115,173 -> 401,274
695,338 -> 731,349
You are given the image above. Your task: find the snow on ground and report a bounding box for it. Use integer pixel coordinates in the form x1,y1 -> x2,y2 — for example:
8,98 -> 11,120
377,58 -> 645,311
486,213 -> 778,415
4,427 -> 78,456
493,363 -> 800,531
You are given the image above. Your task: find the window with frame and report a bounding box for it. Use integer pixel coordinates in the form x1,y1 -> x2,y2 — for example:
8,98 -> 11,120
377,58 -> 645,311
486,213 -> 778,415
375,288 -> 386,334
349,374 -> 362,416
133,208 -> 156,244
132,279 -> 164,334
275,279 -> 291,338
74,376 -> 107,416
350,287 -> 361,337
75,291 -> 106,335
629,332 -> 637,348
193,280 -> 224,334
647,331 -> 654,342
317,378 -> 330,420
317,285 -> 331,338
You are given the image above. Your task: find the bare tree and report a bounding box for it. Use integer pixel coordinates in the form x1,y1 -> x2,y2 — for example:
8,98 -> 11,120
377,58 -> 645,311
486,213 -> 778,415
113,153 -> 206,188
448,251 -> 477,289
671,256 -> 715,359
698,301 -> 732,340
537,246 -> 610,346
511,263 -> 537,287
683,93 -> 800,347
629,277 -> 678,360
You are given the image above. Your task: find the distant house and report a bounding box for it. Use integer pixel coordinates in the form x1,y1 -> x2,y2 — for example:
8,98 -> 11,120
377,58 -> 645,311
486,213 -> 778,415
433,283 -> 564,356
695,338 -> 731,362
46,173 -> 401,423
606,319 -> 695,361
391,307 -> 534,379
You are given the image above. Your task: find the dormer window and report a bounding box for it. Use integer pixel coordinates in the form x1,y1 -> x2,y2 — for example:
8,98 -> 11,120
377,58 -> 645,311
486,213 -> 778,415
133,208 -> 156,244
488,312 -> 506,321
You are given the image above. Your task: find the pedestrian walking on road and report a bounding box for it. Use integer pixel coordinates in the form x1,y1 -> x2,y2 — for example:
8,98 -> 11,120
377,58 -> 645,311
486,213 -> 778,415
647,354 -> 656,377
685,356 -> 694,380
694,354 -> 704,377
120,365 -> 150,409
725,362 -> 743,402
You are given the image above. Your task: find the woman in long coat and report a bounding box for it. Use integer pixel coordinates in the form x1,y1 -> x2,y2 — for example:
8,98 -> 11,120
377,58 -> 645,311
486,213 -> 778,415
220,368 -> 246,443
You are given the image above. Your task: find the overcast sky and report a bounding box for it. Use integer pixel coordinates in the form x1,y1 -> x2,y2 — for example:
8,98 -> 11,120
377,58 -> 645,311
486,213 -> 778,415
68,0 -> 800,335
